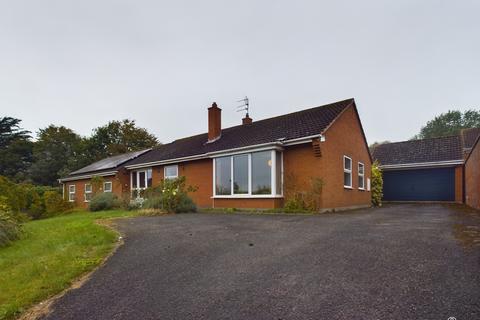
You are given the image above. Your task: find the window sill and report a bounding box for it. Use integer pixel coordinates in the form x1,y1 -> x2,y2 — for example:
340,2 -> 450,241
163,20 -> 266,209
343,186 -> 353,190
212,195 -> 284,199
358,188 -> 365,191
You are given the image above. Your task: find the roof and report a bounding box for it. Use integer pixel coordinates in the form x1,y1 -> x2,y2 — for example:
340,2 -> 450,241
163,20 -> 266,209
461,127 -> 480,149
67,149 -> 150,177
372,135 -> 464,166
126,99 -> 355,166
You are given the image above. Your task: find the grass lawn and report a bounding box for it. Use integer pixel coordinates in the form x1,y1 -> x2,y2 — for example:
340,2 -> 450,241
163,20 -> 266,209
0,210 -> 137,320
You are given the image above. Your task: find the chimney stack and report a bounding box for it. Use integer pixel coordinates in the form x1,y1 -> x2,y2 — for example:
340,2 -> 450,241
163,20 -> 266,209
208,102 -> 222,142
242,113 -> 252,125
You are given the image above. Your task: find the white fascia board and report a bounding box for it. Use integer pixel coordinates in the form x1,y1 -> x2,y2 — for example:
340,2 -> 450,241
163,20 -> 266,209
58,171 -> 118,182
379,160 -> 464,170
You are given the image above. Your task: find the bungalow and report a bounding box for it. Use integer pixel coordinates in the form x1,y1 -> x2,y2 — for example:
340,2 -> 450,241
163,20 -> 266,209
60,98 -> 372,211
372,128 -> 480,205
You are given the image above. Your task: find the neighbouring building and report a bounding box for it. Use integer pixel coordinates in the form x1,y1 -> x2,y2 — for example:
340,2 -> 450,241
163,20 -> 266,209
60,98 -> 373,211
372,128 -> 480,205
465,132 -> 480,209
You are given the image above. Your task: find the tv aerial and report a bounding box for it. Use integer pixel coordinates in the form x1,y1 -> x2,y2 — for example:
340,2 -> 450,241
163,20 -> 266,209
236,96 -> 250,117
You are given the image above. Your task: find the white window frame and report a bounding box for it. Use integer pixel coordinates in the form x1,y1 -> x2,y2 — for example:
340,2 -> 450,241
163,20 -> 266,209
68,185 -> 75,202
212,149 -> 283,198
164,165 -> 179,180
343,155 -> 353,189
103,181 -> 112,193
84,184 -> 92,202
358,162 -> 365,190
131,169 -> 152,199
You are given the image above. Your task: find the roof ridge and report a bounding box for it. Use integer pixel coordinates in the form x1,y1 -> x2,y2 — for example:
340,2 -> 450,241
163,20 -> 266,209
378,134 -> 461,147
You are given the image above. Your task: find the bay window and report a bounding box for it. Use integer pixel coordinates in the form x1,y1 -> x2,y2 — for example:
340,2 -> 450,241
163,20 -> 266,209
214,150 -> 283,197
131,169 -> 152,198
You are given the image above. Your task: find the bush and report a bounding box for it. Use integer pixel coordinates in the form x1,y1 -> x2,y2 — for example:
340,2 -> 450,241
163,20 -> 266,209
0,210 -> 21,247
88,193 -> 120,212
283,175 -> 324,212
142,176 -> 197,213
43,191 -> 73,217
371,161 -> 383,207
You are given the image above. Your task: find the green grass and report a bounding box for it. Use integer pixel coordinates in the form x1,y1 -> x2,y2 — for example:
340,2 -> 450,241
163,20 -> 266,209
0,210 -> 137,320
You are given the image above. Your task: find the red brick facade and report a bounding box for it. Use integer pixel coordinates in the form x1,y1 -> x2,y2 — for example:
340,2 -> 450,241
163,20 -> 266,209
465,139 -> 480,209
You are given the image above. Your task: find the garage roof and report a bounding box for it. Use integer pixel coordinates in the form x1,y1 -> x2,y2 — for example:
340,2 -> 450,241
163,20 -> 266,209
372,135 -> 464,166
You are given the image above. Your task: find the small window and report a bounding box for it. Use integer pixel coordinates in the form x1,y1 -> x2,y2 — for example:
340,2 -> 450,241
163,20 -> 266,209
343,156 -> 352,188
84,184 -> 92,202
358,162 -> 365,190
68,185 -> 76,202
164,165 -> 178,179
104,181 -> 112,192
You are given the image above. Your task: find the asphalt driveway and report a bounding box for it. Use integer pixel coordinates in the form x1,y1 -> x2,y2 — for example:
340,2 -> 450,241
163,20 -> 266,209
42,204 -> 480,320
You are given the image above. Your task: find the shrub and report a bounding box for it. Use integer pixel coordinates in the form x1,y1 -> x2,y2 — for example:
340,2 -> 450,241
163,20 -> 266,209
43,191 -> 73,217
371,161 -> 383,207
0,210 -> 21,247
283,174 -> 324,212
143,176 -> 197,213
89,193 -> 120,212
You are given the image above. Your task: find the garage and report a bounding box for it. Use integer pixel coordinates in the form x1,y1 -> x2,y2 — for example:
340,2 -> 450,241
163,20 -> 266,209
372,135 -> 466,203
382,167 -> 455,201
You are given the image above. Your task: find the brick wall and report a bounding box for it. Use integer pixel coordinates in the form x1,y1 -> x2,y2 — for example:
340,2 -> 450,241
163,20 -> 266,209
465,140 -> 480,209
63,173 -> 126,209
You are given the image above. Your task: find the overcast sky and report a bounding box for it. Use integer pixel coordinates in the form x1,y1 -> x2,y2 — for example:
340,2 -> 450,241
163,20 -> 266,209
1,0 -> 479,144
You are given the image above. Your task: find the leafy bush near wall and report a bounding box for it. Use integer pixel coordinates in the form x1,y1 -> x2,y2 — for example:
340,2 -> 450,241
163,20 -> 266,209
89,193 -> 121,212
283,175 -> 325,212
143,176 -> 198,213
371,161 -> 383,207
43,191 -> 74,217
0,210 -> 21,247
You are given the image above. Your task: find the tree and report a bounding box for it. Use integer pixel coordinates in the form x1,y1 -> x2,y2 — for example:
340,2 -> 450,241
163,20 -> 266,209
369,141 -> 391,152
29,125 -> 89,186
88,119 -> 159,160
414,109 -> 480,139
0,117 -> 33,181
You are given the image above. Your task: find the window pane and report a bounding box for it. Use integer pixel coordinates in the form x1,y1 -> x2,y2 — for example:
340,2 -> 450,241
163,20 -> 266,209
85,193 -> 92,201
359,176 -> 364,189
85,184 -> 92,192
132,173 -> 137,188
215,157 -> 231,195
69,185 -> 75,192
344,157 -> 352,170
233,154 -> 248,194
139,171 -> 146,188
252,151 -> 272,195
104,182 -> 112,192
344,172 -> 352,187
147,169 -> 152,187
276,151 -> 282,195
165,165 -> 178,178
358,163 -> 364,175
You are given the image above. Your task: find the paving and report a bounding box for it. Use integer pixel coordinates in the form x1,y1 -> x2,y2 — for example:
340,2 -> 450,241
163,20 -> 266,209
41,204 -> 480,320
